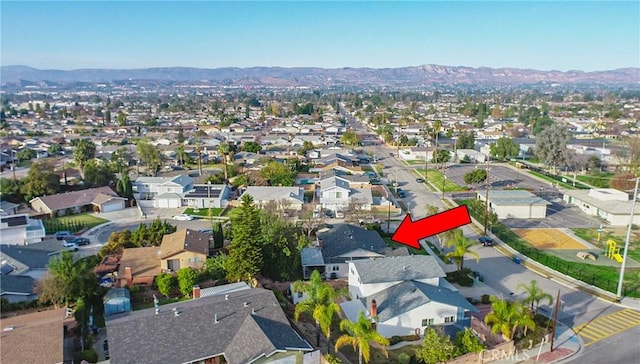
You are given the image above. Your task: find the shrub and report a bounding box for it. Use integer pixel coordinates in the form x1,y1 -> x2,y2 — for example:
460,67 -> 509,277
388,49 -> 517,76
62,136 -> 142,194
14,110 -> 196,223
446,269 -> 474,287
79,349 -> 98,363
325,354 -> 342,364
398,352 -> 411,364
481,294 -> 491,304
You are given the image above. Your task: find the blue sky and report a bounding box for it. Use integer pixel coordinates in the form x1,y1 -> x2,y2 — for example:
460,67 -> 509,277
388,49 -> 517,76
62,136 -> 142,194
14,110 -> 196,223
1,1 -> 638,71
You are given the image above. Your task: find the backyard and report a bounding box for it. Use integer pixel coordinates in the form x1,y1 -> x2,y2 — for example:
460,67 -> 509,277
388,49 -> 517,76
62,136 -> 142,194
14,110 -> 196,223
44,213 -> 109,234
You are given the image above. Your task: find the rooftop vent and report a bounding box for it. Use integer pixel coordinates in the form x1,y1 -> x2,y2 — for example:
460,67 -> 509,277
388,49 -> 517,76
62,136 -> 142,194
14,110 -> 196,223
214,314 -> 219,324
173,307 -> 180,317
243,302 -> 249,307
225,294 -> 229,300
251,308 -> 256,314
3,326 -> 15,332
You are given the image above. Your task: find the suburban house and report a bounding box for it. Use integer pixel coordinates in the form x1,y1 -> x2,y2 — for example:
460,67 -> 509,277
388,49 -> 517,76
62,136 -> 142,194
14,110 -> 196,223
0,200 -> 19,215
341,255 -> 478,338
183,184 -> 231,209
478,189 -> 550,219
310,153 -> 363,175
318,175 -> 373,213
1,308 -> 67,364
241,186 -> 305,211
117,229 -> 210,287
30,186 -> 126,216
300,224 -> 394,279
319,170 -> 371,188
133,174 -> 194,208
0,240 -> 67,280
0,213 -> 46,245
562,188 -> 640,226
456,149 -> 487,163
0,275 -> 36,303
399,147 -> 432,162
105,287 -> 314,364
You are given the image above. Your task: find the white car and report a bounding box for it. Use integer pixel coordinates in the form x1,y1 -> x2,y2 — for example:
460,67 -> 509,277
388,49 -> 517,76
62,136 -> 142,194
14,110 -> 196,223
62,242 -> 79,251
172,214 -> 193,221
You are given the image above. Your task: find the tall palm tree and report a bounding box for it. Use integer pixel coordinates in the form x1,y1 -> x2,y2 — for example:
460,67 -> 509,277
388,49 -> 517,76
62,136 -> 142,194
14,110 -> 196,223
313,300 -> 341,353
443,230 -> 480,271
175,144 -> 188,166
218,142 -> 230,183
433,119 -> 442,149
335,311 -> 390,364
517,280 -> 553,313
484,296 -> 536,340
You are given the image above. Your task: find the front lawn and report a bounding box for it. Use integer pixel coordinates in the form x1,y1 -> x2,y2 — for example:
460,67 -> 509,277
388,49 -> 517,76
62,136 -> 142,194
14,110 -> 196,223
183,207 -> 225,218
44,214 -> 109,234
416,168 -> 468,192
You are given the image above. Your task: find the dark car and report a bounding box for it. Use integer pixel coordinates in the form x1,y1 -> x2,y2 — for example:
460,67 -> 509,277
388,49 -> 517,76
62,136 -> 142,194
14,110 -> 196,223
55,231 -> 73,240
397,188 -> 407,198
479,236 -> 494,246
69,237 -> 91,246
416,178 -> 425,183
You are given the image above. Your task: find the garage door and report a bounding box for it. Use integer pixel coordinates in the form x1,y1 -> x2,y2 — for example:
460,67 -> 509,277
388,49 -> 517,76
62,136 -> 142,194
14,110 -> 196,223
157,198 -> 180,209
101,201 -> 124,213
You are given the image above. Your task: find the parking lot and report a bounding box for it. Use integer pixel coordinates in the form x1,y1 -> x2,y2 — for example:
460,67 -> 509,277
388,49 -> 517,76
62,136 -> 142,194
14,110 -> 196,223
443,163 -> 560,192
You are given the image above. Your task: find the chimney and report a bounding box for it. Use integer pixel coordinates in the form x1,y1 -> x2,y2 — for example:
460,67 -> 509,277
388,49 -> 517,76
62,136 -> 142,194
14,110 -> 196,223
225,294 -> 229,300
124,266 -> 132,286
192,285 -> 201,299
252,308 -> 256,314
214,314 -> 219,324
370,299 -> 378,318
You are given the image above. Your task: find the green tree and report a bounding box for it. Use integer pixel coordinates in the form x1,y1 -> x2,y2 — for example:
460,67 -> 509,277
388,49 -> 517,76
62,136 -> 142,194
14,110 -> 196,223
298,140 -> 315,156
484,296 -> 536,340
516,280 -> 553,313
0,178 -> 22,202
490,137 -> 520,160
99,230 -> 132,257
293,270 -> 340,321
535,124 -> 572,173
463,169 -> 487,189
16,148 -> 36,161
340,130 -> 360,146
227,194 -> 263,283
155,272 -> 176,298
136,139 -> 162,176
47,143 -> 63,155
175,144 -> 190,166
456,131 -> 475,149
116,111 -> 127,126
105,109 -> 111,124
110,147 -> 132,175
443,229 -> 480,271
453,328 -> 485,356
38,251 -> 99,307
431,149 -> 451,165
218,142 -> 230,183
177,268 -> 198,297
83,160 -> 115,188
21,160 -> 60,201
415,327 -> 455,364
335,311 -> 390,364
261,160 -> 295,186
73,139 -> 96,176
243,141 -> 262,153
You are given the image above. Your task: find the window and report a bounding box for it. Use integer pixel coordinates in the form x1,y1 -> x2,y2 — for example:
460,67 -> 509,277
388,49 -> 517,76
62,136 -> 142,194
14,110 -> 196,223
332,265 -> 339,271
421,318 -> 434,326
336,191 -> 342,199
444,316 -> 455,323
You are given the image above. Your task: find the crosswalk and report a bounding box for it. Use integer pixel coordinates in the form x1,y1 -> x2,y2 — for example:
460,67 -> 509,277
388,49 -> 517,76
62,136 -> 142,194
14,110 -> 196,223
573,308 -> 640,347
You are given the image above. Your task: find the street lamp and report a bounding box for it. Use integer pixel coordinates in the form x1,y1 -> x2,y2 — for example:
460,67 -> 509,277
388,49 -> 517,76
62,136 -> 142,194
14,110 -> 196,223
616,177 -> 639,300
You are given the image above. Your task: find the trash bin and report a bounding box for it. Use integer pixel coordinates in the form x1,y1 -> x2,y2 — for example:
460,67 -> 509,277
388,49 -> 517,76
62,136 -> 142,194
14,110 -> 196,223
514,257 -> 521,265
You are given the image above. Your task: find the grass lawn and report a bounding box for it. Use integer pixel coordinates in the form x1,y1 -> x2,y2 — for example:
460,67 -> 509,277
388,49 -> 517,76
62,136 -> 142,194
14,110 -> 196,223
576,173 -> 613,188
183,207 -> 225,218
44,213 -> 109,234
528,170 -> 591,190
416,168 -> 468,192
221,207 -> 239,219
405,159 -> 426,165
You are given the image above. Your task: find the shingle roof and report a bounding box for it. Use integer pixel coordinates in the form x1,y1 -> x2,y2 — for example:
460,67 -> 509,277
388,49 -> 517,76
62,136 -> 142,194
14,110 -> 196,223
106,288 -> 312,364
117,247 -> 161,280
160,229 -> 209,259
317,224 -> 387,264
135,174 -> 194,188
319,176 -> 350,191
243,186 -> 304,204
29,186 -> 120,211
0,241 -> 62,269
0,275 -> 35,294
0,308 -> 65,364
361,281 -> 478,323
351,255 -> 446,284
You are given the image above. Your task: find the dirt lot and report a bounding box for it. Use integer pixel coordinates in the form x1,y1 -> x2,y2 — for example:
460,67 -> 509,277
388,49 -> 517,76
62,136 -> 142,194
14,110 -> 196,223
513,229 -> 589,250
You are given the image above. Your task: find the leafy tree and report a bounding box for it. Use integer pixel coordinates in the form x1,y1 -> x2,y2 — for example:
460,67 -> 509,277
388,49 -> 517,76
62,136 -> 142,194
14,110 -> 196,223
110,147 -> 132,174
0,178 -> 22,202
463,169 -> 487,189
116,111 -> 127,126
535,124 -> 572,173
261,160 -> 295,186
16,148 -> 36,161
204,253 -> 230,280
484,296 -> 536,340
99,230 -> 133,257
243,141 -> 262,153
73,139 -> 96,175
431,149 -> 451,165
218,142 -> 231,183
21,160 -> 60,201
490,137 -> 520,160
37,251 -> 99,307
177,267 -> 198,297
453,328 -> 485,355
48,143 -> 63,155
415,327 -> 455,364
443,229 -> 480,271
298,140 -> 315,156
83,160 -> 115,188
136,140 -> 163,176
130,218 -> 176,247
212,221 -> 224,249
516,280 -> 553,313
260,212 -> 307,281
227,194 -> 263,283
175,144 -> 190,166
155,272 -> 176,298
456,131 -> 475,149
116,173 -> 133,198
340,130 -> 360,146
335,311 -> 390,364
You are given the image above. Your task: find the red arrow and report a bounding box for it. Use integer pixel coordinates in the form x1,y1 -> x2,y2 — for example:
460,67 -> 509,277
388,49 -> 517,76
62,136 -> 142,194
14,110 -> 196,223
391,205 -> 472,249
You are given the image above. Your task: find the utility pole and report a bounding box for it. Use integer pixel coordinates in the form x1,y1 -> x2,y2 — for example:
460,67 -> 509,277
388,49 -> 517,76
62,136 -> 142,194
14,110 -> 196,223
616,177 -> 639,300
483,159 -> 491,235
550,289 -> 561,352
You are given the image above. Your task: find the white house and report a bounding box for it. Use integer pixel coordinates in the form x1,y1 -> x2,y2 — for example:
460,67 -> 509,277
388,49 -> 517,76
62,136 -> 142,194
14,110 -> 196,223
319,176 -> 373,213
563,188 -> 640,226
242,186 -> 305,211
341,255 -> 477,338
183,184 -> 231,209
133,175 -> 194,208
0,214 -> 46,245
478,190 -> 550,219
456,149 -> 487,163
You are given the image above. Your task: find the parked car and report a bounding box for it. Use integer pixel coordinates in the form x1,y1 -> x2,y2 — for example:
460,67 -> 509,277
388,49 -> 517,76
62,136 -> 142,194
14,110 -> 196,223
325,210 -> 334,218
62,242 -> 79,251
416,178 -> 425,183
479,236 -> 494,246
396,188 -> 407,198
172,214 -> 193,221
69,237 -> 90,246
55,231 -> 73,240
335,210 -> 345,219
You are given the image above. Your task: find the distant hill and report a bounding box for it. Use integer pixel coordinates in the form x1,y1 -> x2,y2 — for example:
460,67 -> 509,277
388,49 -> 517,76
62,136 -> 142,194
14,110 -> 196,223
1,64 -> 638,87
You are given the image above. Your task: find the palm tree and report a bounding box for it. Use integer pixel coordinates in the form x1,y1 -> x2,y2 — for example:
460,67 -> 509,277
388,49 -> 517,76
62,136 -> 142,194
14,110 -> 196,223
313,300 -> 341,353
484,296 -> 536,340
335,311 -> 390,364
517,280 -> 553,313
218,142 -> 230,183
175,144 -> 188,166
443,230 -> 480,271
433,119 -> 442,149
293,270 -> 339,322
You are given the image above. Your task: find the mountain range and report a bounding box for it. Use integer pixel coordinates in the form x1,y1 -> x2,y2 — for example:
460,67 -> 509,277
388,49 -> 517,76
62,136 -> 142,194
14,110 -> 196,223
1,65 -> 638,87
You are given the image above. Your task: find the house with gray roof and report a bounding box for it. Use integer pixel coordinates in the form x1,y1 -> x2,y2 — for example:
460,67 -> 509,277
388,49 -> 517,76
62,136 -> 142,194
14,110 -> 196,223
341,255 -> 478,338
301,224 -> 389,279
30,186 -> 126,216
478,189 -> 550,219
133,174 -> 194,208
0,213 -> 45,245
183,183 -> 230,209
242,186 -> 305,211
318,175 -> 373,214
106,287 -> 313,364
0,240 -> 64,280
0,275 -> 36,303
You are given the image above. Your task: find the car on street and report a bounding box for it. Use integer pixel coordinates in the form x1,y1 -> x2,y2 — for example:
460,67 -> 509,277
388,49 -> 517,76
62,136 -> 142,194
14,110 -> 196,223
325,210 -> 334,218
62,241 -> 79,251
68,237 -> 91,246
172,214 -> 193,221
55,231 -> 73,240
416,178 -> 425,183
396,188 -> 407,198
479,236 -> 494,246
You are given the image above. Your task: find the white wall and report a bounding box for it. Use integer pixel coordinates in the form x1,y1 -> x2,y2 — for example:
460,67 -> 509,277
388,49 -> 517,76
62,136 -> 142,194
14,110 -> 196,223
0,227 -> 26,245
377,301 -> 460,338
493,204 -> 547,219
